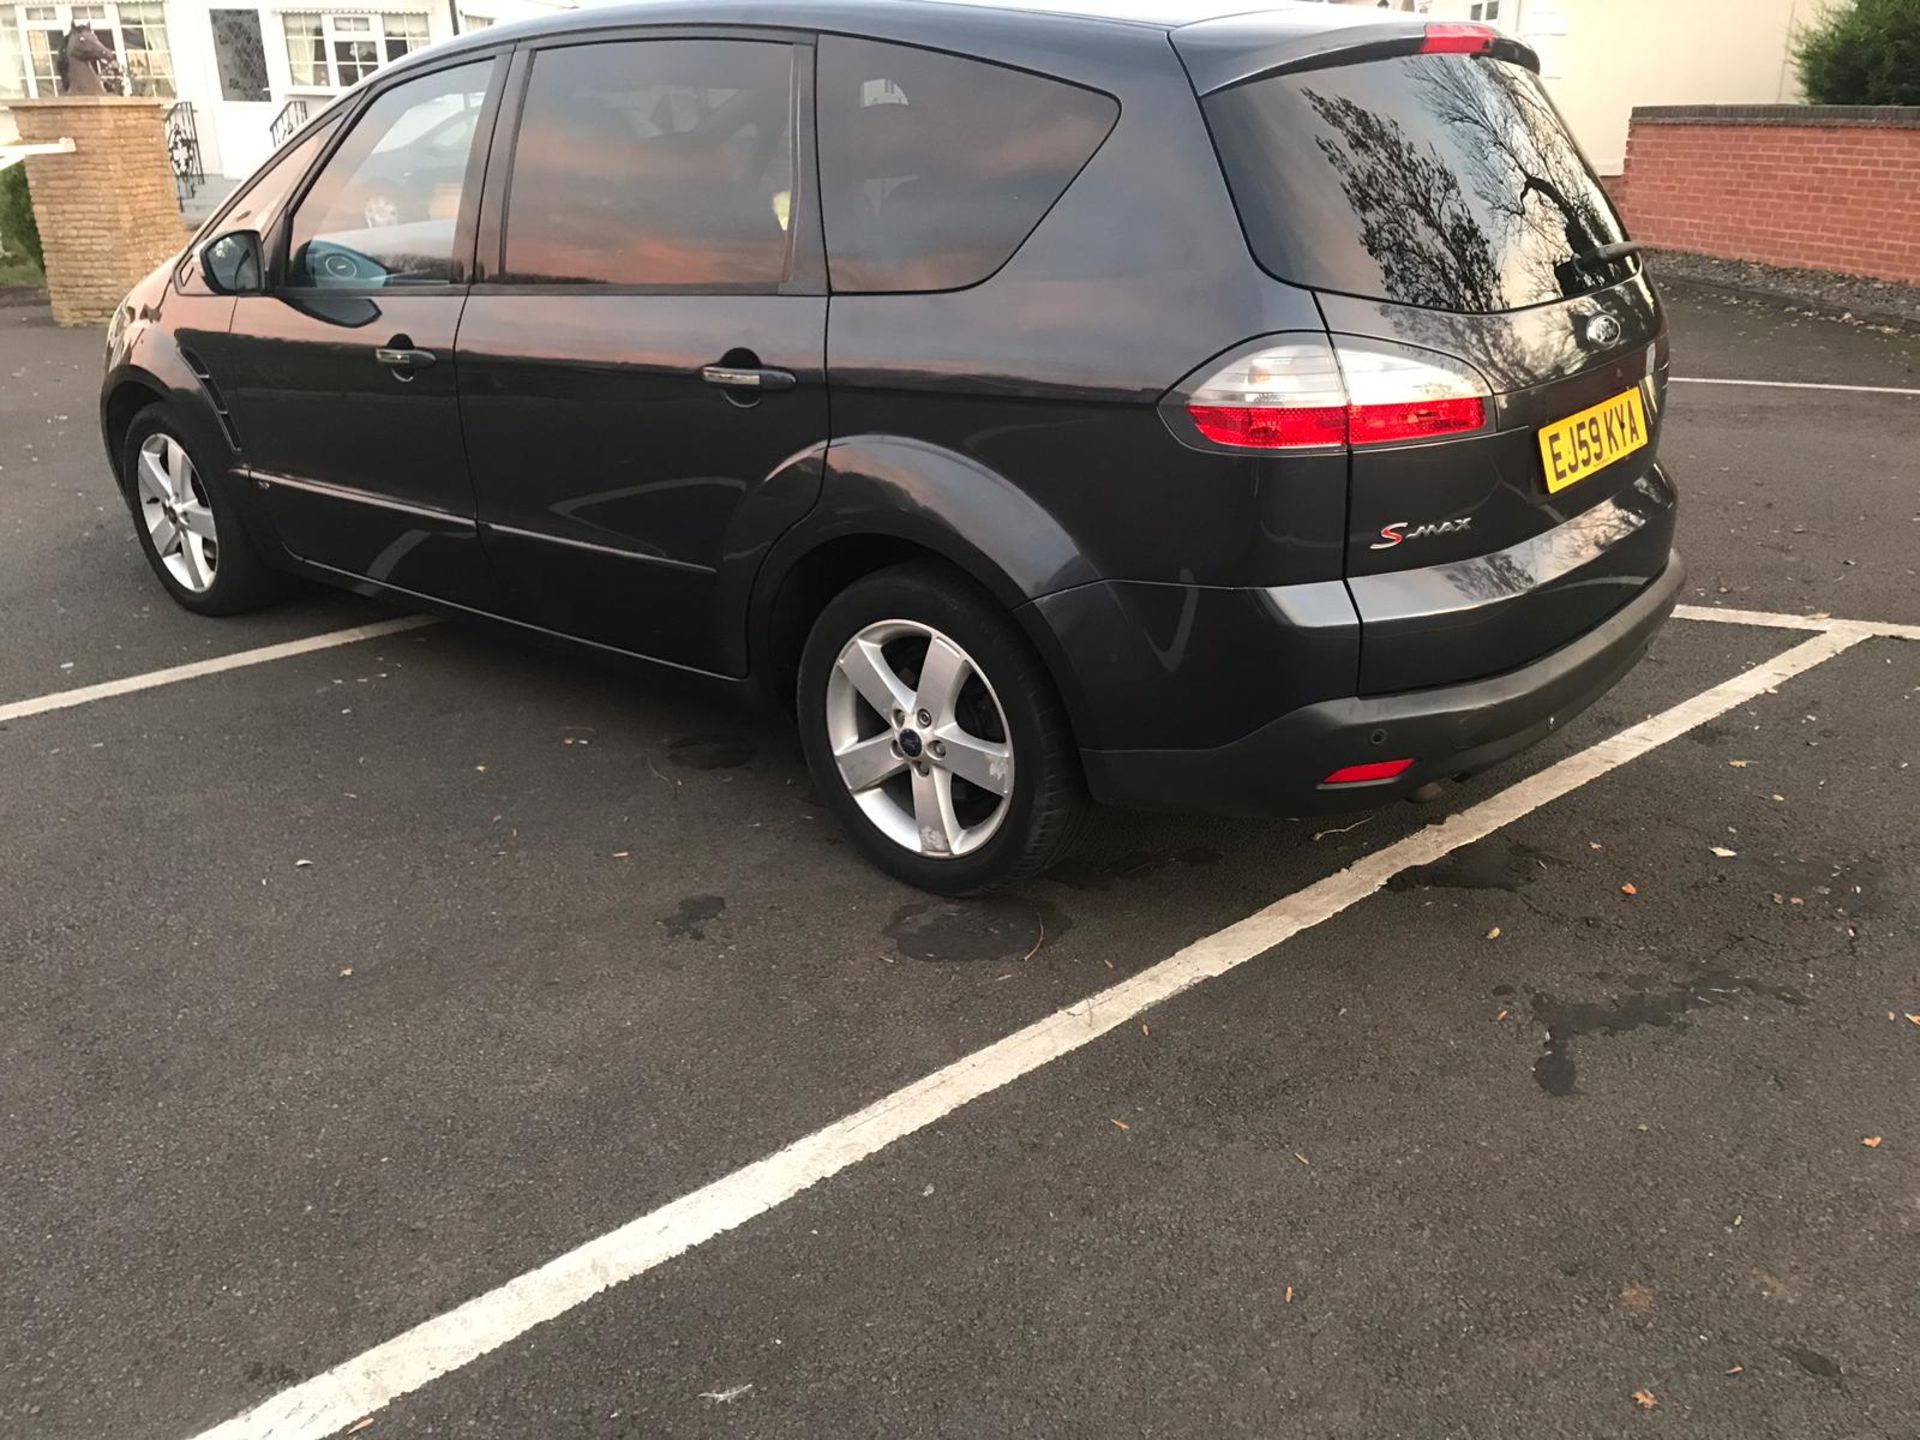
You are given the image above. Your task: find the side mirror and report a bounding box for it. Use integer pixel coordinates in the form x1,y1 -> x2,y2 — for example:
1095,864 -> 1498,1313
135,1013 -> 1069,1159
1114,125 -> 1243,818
201,230 -> 264,296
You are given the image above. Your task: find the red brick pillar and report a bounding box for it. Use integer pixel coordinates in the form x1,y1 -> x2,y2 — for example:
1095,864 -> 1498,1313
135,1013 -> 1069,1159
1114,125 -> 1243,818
10,98 -> 186,326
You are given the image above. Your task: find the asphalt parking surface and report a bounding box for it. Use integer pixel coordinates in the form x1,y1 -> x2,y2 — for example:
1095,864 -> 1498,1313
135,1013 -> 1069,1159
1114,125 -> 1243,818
2,285 -> 1916,1439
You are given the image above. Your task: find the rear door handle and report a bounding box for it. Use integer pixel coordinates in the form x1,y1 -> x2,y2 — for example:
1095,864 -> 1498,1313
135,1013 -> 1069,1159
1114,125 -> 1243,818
374,346 -> 437,369
701,364 -> 796,394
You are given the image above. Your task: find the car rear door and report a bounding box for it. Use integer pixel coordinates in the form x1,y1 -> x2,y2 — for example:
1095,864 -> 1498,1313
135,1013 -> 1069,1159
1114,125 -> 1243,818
456,32 -> 828,673
1187,20 -> 1677,694
225,54 -> 505,608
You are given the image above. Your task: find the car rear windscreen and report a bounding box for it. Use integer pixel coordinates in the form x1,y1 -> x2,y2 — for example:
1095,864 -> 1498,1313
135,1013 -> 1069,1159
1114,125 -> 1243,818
1203,55 -> 1633,313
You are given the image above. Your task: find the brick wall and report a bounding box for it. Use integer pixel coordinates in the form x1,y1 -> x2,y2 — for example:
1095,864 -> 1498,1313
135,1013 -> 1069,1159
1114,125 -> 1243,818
11,98 -> 185,326
1617,104 -> 1920,287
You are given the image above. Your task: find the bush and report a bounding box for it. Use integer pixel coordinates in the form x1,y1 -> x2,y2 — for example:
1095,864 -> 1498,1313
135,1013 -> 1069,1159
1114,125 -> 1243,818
1795,0 -> 1920,105
0,163 -> 45,272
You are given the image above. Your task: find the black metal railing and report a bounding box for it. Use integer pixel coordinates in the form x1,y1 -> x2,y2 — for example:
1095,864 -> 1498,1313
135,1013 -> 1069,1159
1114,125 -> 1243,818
268,98 -> 310,149
165,100 -> 204,203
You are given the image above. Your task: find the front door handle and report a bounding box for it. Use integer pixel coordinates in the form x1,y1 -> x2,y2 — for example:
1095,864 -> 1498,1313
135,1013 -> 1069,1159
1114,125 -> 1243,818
701,364 -> 796,394
374,346 -> 438,369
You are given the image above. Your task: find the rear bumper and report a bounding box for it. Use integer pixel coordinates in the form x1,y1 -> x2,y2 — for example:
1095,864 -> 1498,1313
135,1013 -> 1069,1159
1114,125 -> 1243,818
1080,549 -> 1683,817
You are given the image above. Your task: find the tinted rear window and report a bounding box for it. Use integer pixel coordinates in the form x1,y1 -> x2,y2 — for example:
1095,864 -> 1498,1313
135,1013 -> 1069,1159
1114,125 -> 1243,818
1204,56 -> 1631,312
817,37 -> 1118,293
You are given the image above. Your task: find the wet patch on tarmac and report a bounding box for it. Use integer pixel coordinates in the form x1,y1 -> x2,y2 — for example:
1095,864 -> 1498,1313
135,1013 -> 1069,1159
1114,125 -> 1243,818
884,895 -> 1074,964
1388,835 -> 1561,894
667,733 -> 757,770
1528,968 -> 1810,1096
661,894 -> 727,940
1047,845 -> 1224,892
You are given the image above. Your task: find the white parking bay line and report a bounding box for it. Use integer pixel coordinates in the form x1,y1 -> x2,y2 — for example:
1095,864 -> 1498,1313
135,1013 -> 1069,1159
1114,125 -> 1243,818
0,616 -> 439,728
187,625 -> 1865,1440
1675,604 -> 1920,642
1672,377 -> 1920,397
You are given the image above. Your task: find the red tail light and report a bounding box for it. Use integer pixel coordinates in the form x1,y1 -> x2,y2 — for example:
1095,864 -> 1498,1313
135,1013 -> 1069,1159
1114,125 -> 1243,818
1189,404 -> 1347,449
1323,758 -> 1415,786
1177,336 -> 1493,452
1421,22 -> 1497,54
1347,396 -> 1487,446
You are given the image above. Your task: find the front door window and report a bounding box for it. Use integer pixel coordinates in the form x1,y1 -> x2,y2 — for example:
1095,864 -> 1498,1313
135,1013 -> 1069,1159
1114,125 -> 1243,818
286,58 -> 491,287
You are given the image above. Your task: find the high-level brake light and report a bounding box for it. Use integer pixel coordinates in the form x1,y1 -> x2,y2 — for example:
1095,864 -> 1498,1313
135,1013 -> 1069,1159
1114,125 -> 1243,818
1421,22 -> 1498,54
1180,335 -> 1492,451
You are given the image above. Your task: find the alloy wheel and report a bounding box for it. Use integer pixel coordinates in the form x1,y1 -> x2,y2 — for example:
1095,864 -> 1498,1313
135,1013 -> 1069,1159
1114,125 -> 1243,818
135,432 -> 219,594
823,619 -> 1015,858
363,193 -> 400,228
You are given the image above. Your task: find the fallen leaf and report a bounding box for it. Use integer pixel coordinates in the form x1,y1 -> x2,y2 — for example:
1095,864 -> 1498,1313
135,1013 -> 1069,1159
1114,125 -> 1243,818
1486,926 -> 1502,940
1710,846 -> 1738,858
1110,1119 -> 1130,1131
1862,1136 -> 1883,1148
1620,882 -> 1639,896
1632,1390 -> 1658,1410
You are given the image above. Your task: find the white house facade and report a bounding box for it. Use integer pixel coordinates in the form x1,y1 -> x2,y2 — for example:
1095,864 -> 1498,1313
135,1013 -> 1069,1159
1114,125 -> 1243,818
1,0 -> 568,186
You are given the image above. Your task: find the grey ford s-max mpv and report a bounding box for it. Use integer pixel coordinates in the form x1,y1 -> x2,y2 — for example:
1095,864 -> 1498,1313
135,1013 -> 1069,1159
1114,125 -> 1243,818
101,0 -> 1680,893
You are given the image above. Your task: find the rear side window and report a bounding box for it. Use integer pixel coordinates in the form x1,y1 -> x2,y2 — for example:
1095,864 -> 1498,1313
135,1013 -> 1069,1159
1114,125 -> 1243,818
817,37 -> 1117,293
502,39 -> 797,287
1204,56 -> 1632,313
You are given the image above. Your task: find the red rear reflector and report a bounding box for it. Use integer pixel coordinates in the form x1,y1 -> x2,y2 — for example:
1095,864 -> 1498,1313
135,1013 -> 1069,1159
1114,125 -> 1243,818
1188,404 -> 1347,450
1323,758 -> 1415,786
1422,21 -> 1496,54
1346,395 -> 1486,445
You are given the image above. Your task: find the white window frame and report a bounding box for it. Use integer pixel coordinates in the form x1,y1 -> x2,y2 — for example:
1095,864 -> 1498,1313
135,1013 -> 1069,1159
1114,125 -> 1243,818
281,11 -> 425,94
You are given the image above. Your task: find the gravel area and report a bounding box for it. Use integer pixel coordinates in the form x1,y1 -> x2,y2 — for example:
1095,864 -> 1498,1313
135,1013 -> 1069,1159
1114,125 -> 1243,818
1647,248 -> 1920,333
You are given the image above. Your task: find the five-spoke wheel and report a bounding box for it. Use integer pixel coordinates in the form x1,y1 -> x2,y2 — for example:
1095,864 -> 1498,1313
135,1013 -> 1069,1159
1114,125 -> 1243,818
122,405 -> 285,616
825,619 -> 1015,858
135,431 -> 219,594
799,563 -> 1090,894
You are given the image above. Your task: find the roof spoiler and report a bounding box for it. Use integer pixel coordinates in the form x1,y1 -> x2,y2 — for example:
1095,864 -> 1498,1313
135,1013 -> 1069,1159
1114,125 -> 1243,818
1173,16 -> 1540,97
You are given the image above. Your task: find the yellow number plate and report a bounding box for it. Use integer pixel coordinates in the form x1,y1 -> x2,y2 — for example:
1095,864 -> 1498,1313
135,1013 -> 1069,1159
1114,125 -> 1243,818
1538,386 -> 1650,494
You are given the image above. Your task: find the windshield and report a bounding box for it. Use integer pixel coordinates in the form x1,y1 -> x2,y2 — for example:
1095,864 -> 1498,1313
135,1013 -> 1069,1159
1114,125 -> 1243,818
1203,55 -> 1632,313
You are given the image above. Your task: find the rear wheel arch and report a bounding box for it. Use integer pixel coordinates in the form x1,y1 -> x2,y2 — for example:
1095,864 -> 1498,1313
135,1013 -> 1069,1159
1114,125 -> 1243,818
751,529 -> 1090,752
748,438 -> 1100,721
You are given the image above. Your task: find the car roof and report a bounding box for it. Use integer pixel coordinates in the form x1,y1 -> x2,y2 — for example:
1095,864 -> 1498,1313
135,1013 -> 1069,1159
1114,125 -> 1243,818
412,0 -> 1384,61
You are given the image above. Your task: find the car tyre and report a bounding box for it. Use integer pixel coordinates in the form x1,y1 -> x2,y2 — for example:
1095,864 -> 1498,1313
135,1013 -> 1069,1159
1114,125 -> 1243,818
122,404 -> 286,616
798,562 -> 1092,895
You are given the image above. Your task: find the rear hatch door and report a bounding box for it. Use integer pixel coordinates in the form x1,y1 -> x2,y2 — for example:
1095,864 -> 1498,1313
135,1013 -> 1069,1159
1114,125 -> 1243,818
1186,20 -> 1677,693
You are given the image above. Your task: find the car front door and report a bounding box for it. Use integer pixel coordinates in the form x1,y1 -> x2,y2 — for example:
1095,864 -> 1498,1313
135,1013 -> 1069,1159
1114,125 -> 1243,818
224,55 -> 503,607
455,34 -> 828,671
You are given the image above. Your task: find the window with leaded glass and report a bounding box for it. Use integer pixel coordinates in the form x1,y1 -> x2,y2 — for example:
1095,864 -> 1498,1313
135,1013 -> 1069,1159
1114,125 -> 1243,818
210,8 -> 267,102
